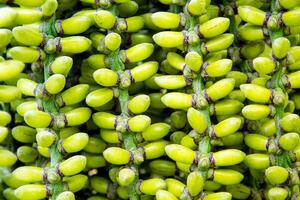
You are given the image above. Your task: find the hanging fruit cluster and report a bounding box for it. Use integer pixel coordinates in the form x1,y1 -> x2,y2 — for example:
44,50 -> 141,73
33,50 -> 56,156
1,0 -> 300,199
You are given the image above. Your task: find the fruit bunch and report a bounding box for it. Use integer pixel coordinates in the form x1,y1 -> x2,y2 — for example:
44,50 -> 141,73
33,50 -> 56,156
1,0 -> 300,199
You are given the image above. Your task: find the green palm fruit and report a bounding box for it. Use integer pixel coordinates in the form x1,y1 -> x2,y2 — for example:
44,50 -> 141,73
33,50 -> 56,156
226,71 -> 248,88
286,46 -> 300,65
130,61 -> 158,83
187,171 -> 204,196
226,184 -> 251,199
153,31 -> 184,48
118,1 -> 138,17
267,187 -> 288,200
206,78 -> 235,101
103,147 -> 131,165
45,74 -> 66,95
123,43 -> 154,63
86,154 -> 106,168
117,186 -> 129,199
94,10 -> 115,29
203,192 -> 232,200
128,115 -> 151,132
279,132 -> 300,151
90,177 -> 109,194
212,169 -> 244,185
205,59 -> 232,77
151,12 -> 180,29
204,181 -> 222,191
244,154 -> 270,169
187,0 -> 206,15
181,135 -> 197,150
199,17 -> 230,38
36,130 -> 55,147
59,15 -> 92,35
0,111 -> 11,126
156,190 -> 178,200
3,173 -> 28,189
139,178 -> 166,195
0,7 -> 17,28
259,119 -> 276,136
7,47 -> 44,63
62,132 -> 89,153
50,56 -> 73,76
282,9 -> 300,26
59,127 -> 79,139
149,160 -> 176,176
165,178 -> 185,197
16,101 -> 38,116
15,184 -> 47,200
240,41 -> 265,59
167,52 -> 185,71
213,149 -> 245,166
24,110 -> 52,128
86,54 -> 106,70
242,104 -> 272,120
41,0 -> 58,16
58,84 -> 89,106
203,34 -> 234,53
93,68 -> 118,87
57,191 -> 75,200
176,161 -> 191,173
144,140 -> 168,159
3,188 -> 19,200
12,125 -> 36,143
165,144 -> 196,164
187,107 -> 208,134
0,29 -> 12,48
100,129 -> 120,144
59,155 -> 86,176
0,149 -> 17,167
253,57 -> 275,75
286,71 -> 300,89
141,123 -> 170,141
170,111 -> 187,129
128,94 -> 150,114
149,93 -> 166,109
272,37 -> 290,59
155,75 -> 187,89
117,168 -> 135,186
0,127 -> 9,142
143,13 -> 162,30
170,131 -> 186,144
90,32 -> 105,49
214,117 -> 242,137
37,146 -> 50,158
279,0 -> 300,9
12,24 -> 43,46
161,92 -> 192,109
64,174 -> 88,192
87,196 -> 109,200
0,60 -> 25,81
240,84 -> 271,103
17,78 -> 38,97
245,134 -> 268,151
238,6 -> 266,25
58,36 -> 91,54
124,16 -> 144,32
86,88 -> 114,108
280,113 -> 300,133
212,99 -> 243,116
238,24 -> 264,41
12,8 -> 42,25
185,51 -> 203,72
0,85 -> 21,102
65,107 -> 91,126
84,136 -> 106,153
130,33 -> 153,46
12,166 -> 43,182
265,166 -> 288,185
17,146 -> 38,163
93,112 -> 116,129
104,33 -> 121,51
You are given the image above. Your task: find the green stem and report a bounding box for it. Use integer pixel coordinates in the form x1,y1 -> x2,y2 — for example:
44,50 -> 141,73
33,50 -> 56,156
110,48 -> 140,200
42,17 -> 64,199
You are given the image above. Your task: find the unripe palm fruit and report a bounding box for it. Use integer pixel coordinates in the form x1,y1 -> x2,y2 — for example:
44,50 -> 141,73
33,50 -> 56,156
144,140 -> 168,160
17,78 -> 38,96
188,0 -> 206,15
24,110 -> 52,128
156,190 -> 178,200
12,166 -> 43,183
242,104 -> 272,120
57,191 -> 75,200
187,107 -> 208,134
279,132 -> 300,151
238,24 -> 264,41
185,51 -> 203,72
149,160 -> 176,176
45,74 -> 66,95
244,134 -> 268,151
253,57 -> 275,75
128,94 -> 150,114
59,155 -> 87,176
139,178 -> 166,195
282,9 -> 300,26
267,187 -> 288,200
65,107 -> 91,126
238,6 -> 266,25
272,37 -> 290,59
123,43 -> 154,63
204,34 -> 234,53
0,149 -> 17,167
12,24 -> 43,46
62,132 -> 89,153
0,7 -> 17,28
141,123 -> 170,141
226,184 -> 251,199
155,75 -> 186,90
167,52 -> 185,71
58,84 -> 89,106
14,184 -> 47,200
50,56 -> 73,76
203,192 -> 232,200
0,111 -> 11,126
0,127 -> 9,142
12,125 -> 36,143
117,168 -> 136,186
17,146 -> 38,163
205,59 -> 232,77
212,169 -> 244,185
240,84 -> 271,103
86,88 -> 114,108
206,78 -> 235,101
94,10 -> 115,29
60,15 -> 92,35
161,92 -> 192,109
265,166 -> 288,185
244,154 -> 270,169
64,174 -> 88,192
153,31 -> 184,48
130,61 -> 159,83
36,130 -> 55,147
199,17 -> 230,38
103,147 -> 131,165
213,149 -> 245,166
187,171 -> 204,196
214,117 -> 242,137
105,32 -> 121,51
93,112 -> 116,129
93,68 -> 118,87
128,115 -> 151,132
165,144 -> 196,164
165,178 -> 185,197
151,12 -> 180,29
0,60 -> 25,81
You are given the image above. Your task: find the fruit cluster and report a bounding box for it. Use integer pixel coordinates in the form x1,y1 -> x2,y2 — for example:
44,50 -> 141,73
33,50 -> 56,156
1,0 -> 300,199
